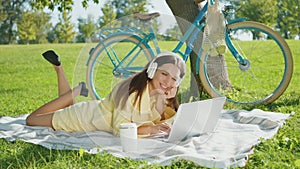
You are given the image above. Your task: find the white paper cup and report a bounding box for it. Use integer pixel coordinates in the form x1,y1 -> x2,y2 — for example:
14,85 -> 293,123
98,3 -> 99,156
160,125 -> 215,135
119,123 -> 137,152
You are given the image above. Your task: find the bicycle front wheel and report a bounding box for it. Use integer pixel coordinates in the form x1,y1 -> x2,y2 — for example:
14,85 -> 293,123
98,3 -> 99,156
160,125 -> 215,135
86,34 -> 154,100
199,21 -> 293,105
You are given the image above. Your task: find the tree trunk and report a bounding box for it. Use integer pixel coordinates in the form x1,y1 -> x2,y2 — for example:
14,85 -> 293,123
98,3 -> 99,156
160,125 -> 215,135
166,0 -> 204,100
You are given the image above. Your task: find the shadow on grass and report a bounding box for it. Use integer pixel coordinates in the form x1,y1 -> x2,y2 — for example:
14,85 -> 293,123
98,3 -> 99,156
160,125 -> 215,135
267,98 -> 299,108
0,88 -> 22,94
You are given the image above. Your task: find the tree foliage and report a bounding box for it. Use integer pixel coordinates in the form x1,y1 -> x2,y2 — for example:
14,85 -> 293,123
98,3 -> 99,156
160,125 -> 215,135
232,0 -> 299,39
98,2 -> 118,28
234,0 -> 277,27
277,0 -> 300,39
0,2 -> 8,22
77,15 -> 97,42
110,0 -> 148,18
54,11 -> 76,43
103,0 -> 148,27
17,11 -> 36,44
31,0 -> 74,12
34,10 -> 51,43
17,10 -> 51,44
1,0 -> 299,45
0,0 -> 27,44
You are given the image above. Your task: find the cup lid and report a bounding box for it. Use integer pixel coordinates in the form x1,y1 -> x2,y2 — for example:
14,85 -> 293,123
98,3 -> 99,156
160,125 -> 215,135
119,123 -> 137,129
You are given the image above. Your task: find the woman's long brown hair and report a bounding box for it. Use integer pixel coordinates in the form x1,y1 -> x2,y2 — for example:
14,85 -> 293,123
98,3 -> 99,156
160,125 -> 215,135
114,53 -> 186,112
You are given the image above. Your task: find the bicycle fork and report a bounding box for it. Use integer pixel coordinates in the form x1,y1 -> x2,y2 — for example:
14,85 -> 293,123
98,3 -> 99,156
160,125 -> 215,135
225,28 -> 251,71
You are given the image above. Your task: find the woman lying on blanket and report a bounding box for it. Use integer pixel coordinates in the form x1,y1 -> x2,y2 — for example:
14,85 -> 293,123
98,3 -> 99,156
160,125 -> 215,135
26,50 -> 186,137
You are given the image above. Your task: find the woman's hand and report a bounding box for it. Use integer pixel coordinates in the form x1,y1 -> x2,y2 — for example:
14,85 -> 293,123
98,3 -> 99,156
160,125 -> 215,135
150,89 -> 166,114
150,87 -> 178,114
138,123 -> 171,136
165,87 -> 177,99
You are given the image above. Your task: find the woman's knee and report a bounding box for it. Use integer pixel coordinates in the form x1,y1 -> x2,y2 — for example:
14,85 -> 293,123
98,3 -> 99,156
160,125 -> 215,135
25,114 -> 36,126
25,113 -> 53,127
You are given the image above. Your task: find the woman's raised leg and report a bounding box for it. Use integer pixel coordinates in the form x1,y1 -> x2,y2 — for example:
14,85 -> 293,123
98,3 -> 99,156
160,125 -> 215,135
55,65 -> 72,97
26,50 -> 85,128
43,50 -> 72,98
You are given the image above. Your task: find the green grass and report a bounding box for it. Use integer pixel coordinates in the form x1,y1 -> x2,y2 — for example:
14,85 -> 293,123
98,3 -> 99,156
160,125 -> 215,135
0,41 -> 299,168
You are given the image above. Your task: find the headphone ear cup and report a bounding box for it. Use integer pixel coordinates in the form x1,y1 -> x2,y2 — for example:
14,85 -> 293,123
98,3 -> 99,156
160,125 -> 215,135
147,62 -> 157,79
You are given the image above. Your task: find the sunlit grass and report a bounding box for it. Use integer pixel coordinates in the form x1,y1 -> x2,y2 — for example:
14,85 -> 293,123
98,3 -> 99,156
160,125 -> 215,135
0,41 -> 299,168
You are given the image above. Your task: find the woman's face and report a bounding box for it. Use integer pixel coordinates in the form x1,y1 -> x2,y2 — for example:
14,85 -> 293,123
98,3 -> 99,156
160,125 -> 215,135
149,63 -> 181,93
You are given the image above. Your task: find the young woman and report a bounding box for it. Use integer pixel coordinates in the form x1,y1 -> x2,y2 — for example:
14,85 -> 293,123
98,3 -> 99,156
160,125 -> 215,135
26,50 -> 186,136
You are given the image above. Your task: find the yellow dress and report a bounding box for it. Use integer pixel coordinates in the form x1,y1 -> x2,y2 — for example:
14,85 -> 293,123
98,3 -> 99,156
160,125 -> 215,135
52,83 -> 176,136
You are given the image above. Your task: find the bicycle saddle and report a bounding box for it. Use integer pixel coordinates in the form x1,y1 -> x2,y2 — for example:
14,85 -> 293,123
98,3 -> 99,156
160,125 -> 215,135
134,12 -> 160,21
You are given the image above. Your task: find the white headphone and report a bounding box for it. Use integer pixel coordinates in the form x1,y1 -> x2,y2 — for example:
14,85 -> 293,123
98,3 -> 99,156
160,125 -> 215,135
146,52 -> 184,87
146,59 -> 158,79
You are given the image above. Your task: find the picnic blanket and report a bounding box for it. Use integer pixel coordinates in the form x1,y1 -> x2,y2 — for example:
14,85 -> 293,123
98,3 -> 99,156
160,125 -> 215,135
0,109 -> 291,168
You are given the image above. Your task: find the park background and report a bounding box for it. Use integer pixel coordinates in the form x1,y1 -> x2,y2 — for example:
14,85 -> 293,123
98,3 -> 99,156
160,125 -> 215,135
0,0 -> 299,168
0,0 -> 299,44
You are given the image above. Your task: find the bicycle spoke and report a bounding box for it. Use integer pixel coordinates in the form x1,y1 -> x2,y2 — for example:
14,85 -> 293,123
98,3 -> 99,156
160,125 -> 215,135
95,59 -> 114,69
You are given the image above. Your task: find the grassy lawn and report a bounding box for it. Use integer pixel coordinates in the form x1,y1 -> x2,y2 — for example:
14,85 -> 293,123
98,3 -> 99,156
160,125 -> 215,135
0,41 -> 299,168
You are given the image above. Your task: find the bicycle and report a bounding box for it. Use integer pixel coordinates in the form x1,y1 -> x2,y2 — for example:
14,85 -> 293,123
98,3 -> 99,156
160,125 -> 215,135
86,0 -> 293,105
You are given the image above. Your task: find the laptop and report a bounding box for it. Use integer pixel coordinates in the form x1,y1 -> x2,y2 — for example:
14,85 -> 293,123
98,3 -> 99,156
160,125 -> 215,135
154,97 -> 226,143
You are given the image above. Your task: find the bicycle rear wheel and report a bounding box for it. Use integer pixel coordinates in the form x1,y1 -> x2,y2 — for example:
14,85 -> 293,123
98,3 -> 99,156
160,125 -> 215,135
199,21 -> 293,104
86,34 -> 154,100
